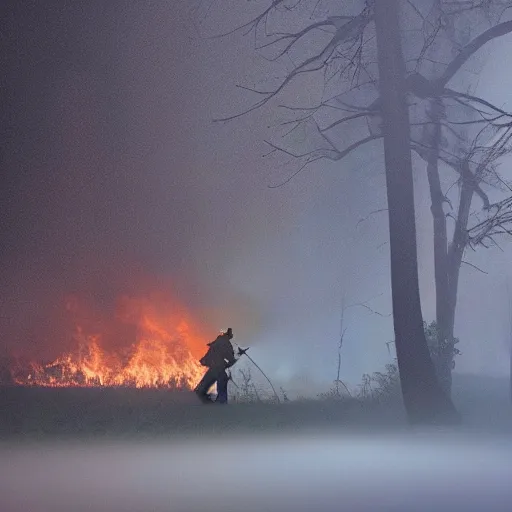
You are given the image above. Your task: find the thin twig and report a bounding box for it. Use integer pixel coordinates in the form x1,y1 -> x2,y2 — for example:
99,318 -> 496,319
461,260 -> 488,274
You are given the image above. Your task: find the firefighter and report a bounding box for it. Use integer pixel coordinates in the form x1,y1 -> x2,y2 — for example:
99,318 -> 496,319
194,328 -> 236,404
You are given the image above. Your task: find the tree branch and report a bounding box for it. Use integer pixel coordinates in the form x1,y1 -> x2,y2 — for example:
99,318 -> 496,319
443,88 -> 511,117
461,260 -> 488,274
265,132 -> 381,162
343,293 -> 392,318
436,20 -> 512,88
468,195 -> 512,246
320,110 -> 377,132
264,133 -> 381,188
207,0 -> 288,39
212,10 -> 372,122
356,208 -> 388,228
255,17 -> 344,59
267,156 -> 323,188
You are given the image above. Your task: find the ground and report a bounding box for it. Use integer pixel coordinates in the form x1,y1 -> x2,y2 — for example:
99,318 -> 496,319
0,386 -> 405,440
1,374 -> 511,511
0,373 -> 510,439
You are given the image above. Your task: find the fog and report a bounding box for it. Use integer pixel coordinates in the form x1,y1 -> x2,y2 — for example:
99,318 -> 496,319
4,4 -> 512,511
2,431 -> 512,512
1,0 -> 511,395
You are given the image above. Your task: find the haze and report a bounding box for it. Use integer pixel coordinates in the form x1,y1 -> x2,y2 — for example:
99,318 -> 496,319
2,432 -> 512,511
1,0 -> 511,395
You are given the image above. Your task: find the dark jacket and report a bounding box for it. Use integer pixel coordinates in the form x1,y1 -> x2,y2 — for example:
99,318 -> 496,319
200,334 -> 236,369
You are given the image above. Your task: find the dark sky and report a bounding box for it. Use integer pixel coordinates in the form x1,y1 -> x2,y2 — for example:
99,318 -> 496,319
1,1 -> 511,386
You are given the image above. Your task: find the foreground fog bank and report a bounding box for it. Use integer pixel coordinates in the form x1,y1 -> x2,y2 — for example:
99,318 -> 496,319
2,431 -> 512,512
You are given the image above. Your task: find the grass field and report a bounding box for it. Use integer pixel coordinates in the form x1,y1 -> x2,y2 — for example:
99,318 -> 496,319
1,373 -> 509,441
0,385 -> 407,440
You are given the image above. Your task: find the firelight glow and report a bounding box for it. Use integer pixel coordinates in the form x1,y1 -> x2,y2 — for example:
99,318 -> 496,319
8,292 -> 209,390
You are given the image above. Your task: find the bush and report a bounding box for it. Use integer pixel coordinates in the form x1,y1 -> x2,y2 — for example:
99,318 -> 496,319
317,362 -> 400,405
424,321 -> 461,370
227,320 -> 460,406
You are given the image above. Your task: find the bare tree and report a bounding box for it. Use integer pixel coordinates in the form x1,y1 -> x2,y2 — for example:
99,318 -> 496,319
344,2 -> 512,395
397,1 -> 512,394
374,0 -> 460,423
418,117 -> 512,392
198,0 -> 512,422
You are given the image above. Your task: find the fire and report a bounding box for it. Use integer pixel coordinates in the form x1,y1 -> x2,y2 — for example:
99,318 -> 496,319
7,290 -> 209,389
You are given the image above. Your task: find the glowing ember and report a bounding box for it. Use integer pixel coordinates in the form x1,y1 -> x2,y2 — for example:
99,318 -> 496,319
7,291 -> 208,389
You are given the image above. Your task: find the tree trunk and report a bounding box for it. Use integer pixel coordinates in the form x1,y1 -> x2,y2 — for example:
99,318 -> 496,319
422,102 -> 478,397
374,0 -> 458,424
424,98 -> 453,394
506,281 -> 512,404
444,160 -> 474,378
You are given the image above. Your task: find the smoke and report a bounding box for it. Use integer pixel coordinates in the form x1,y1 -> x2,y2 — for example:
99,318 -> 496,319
0,1 -> 210,359
2,1 -> 511,387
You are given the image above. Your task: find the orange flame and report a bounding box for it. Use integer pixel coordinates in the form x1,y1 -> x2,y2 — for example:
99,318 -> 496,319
9,290 -> 209,389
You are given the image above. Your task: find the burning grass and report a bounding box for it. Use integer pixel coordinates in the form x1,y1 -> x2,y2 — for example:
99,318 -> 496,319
2,286 -> 211,390
7,336 -> 203,390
